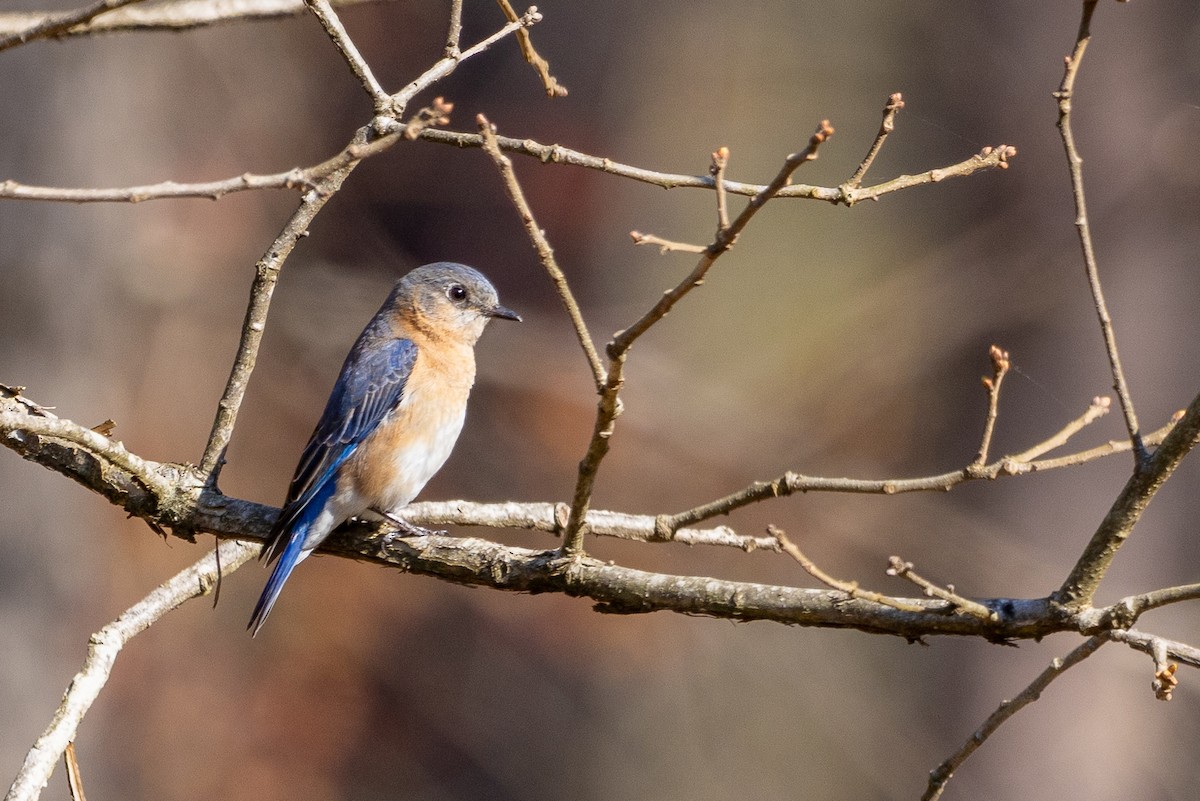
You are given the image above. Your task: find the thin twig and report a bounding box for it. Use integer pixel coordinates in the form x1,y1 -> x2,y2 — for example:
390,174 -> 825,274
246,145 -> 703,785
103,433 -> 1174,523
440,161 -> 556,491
711,146 -> 731,231
1054,0 -> 1145,464
661,402 -> 1177,535
923,636 -> 1108,801
305,0 -> 391,112
1055,390 -> 1200,608
444,0 -> 462,56
495,0 -> 567,96
386,9 -> 542,119
771,526 -> 926,614
0,0 -> 389,39
972,345 -> 1010,468
612,120 -> 836,355
477,114 -> 606,390
0,0 -> 147,52
1109,629 -> 1200,671
418,128 -> 1014,204
4,541 -> 257,801
886,557 -> 997,622
1009,395 -> 1110,462
845,92 -> 904,188
629,231 -> 706,254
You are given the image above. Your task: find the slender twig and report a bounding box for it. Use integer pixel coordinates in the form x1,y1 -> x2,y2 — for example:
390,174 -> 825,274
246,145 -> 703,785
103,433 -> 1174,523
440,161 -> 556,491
305,0 -> 391,112
923,636 -> 1108,801
495,0 -> 567,96
629,231 -> 706,254
612,120 -> 836,355
0,171 -> 317,204
0,0 -> 147,52
443,0 -> 462,56
845,92 -> 904,188
972,345 -> 1010,468
477,114 -> 606,390
771,526 -> 926,614
4,541 -> 257,801
1109,629 -> 1200,671
711,146 -> 731,231
1009,395 -> 1109,462
886,557 -> 997,622
662,401 -> 1177,535
1055,390 -> 1200,608
0,0 -> 389,39
1054,0 -> 1145,464
386,9 -> 542,119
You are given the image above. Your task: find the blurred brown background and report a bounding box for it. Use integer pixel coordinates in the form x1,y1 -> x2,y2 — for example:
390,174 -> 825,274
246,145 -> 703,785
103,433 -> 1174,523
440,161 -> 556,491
3,1 -> 1200,799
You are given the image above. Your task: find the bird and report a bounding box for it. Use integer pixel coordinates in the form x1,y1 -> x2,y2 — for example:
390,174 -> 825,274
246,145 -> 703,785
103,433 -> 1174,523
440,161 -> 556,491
248,262 -> 520,635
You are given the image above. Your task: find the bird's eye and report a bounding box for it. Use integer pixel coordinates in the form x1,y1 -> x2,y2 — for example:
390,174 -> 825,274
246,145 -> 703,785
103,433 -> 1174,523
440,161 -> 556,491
446,283 -> 468,302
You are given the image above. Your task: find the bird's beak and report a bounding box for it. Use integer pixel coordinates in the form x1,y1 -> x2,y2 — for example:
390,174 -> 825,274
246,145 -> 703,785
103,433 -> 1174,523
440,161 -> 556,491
486,304 -> 522,322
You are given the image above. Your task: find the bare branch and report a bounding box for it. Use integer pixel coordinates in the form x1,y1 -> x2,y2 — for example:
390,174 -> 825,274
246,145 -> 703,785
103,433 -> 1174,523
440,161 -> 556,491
1,125 -> 1007,208
443,0 -> 462,57
772,526 -> 926,614
1109,629 -> 1200,671
4,541 -> 257,801
710,146 -> 731,231
972,345 -> 1011,468
886,557 -> 997,622
1055,390 -> 1200,608
0,0 -> 390,39
1054,0 -> 1145,463
629,231 -> 707,254
611,120 -> 836,355
496,0 -> 567,97
477,115 -> 606,390
845,92 -> 904,189
305,0 -> 390,112
417,128 -> 1016,205
662,402 -> 1179,535
1009,395 -> 1110,462
0,0 -> 148,52
923,636 -> 1108,801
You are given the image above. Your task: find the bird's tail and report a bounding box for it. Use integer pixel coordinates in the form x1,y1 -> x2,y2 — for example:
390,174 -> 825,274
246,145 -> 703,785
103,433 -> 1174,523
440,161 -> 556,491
248,531 -> 309,637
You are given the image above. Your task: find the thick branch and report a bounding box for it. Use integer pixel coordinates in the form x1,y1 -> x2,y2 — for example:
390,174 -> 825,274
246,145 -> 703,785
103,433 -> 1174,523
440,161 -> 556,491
5,394 -> 1200,645
1054,391 -> 1200,608
0,0 -> 387,41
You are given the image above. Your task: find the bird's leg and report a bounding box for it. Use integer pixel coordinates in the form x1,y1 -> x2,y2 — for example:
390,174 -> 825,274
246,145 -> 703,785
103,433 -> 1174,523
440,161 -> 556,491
369,507 -> 447,539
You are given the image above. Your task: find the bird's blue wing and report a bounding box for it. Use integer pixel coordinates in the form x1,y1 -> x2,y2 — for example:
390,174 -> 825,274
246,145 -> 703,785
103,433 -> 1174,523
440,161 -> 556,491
249,335 -> 417,635
268,334 -> 419,552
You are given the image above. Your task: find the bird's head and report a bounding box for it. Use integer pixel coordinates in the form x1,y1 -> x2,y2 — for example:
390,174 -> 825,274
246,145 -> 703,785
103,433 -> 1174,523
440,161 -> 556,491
393,262 -> 521,343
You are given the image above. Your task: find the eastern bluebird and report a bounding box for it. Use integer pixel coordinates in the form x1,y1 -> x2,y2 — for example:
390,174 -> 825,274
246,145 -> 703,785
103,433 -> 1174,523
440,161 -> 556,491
248,262 -> 520,635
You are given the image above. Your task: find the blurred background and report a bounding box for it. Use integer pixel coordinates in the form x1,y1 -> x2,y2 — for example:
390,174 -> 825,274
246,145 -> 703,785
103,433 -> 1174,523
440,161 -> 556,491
3,1 -> 1200,799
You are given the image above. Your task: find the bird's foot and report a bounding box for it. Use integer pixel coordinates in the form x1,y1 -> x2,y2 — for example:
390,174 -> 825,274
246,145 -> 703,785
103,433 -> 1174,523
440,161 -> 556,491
371,508 -> 447,540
